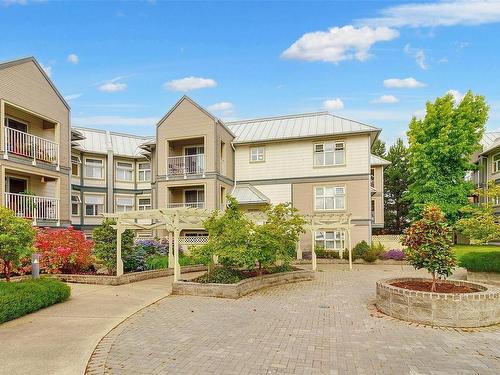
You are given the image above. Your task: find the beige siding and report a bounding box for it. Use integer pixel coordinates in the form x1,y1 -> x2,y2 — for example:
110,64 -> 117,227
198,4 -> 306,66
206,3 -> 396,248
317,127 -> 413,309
114,157 -> 135,190
235,134 -> 370,182
371,165 -> 384,226
254,184 -> 292,204
299,224 -> 370,252
216,124 -> 235,180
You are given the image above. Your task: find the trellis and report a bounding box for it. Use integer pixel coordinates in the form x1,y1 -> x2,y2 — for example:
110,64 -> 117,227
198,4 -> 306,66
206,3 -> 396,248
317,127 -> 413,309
105,209 -> 353,281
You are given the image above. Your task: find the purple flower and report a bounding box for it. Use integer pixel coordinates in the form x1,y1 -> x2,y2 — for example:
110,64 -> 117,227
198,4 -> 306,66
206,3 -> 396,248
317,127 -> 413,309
382,249 -> 405,260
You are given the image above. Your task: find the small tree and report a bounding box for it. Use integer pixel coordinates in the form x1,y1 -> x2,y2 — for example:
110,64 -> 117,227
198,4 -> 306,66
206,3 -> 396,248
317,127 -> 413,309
457,182 -> 500,244
402,205 -> 456,292
371,138 -> 386,158
250,203 -> 305,274
0,207 -> 35,281
92,219 -> 134,275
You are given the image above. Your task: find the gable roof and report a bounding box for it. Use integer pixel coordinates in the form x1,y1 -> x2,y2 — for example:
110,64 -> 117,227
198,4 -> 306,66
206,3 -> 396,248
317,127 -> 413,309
370,154 -> 391,166
226,112 -> 380,144
0,56 -> 70,110
72,127 -> 154,158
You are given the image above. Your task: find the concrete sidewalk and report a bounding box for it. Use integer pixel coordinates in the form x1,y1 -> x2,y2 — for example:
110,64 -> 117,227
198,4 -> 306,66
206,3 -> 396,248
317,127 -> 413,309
0,272 -> 202,375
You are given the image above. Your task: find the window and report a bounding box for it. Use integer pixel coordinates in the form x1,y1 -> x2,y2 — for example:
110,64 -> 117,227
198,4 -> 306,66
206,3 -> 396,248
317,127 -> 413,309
5,117 -> 28,132
185,189 -> 204,208
315,186 -> 345,210
315,231 -> 345,250
71,194 -> 81,216
116,161 -> 133,181
493,195 -> 500,206
370,168 -> 375,187
116,196 -> 134,212
314,142 -> 345,166
71,155 -> 81,176
493,153 -> 500,173
84,158 -> 104,179
250,147 -> 265,162
371,200 -> 375,221
84,195 -> 104,216
138,162 -> 151,182
138,198 -> 151,211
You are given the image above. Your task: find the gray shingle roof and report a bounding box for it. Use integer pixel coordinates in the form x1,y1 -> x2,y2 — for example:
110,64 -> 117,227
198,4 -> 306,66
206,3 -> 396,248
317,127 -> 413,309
73,127 -> 153,158
226,112 -> 380,144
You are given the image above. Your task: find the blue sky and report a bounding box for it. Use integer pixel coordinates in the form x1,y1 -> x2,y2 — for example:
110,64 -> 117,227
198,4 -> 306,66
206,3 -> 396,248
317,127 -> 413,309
1,0 -> 500,144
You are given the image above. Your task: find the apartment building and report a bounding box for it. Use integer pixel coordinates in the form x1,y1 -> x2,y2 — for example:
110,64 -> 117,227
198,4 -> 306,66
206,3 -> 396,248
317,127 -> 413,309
471,131 -> 500,215
150,96 -> 389,249
0,57 -> 71,226
70,127 -> 153,233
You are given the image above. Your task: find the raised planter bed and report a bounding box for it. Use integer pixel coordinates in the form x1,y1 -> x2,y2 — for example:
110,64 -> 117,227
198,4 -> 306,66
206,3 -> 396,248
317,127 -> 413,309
467,271 -> 500,287
376,277 -> 500,327
4,265 -> 206,286
172,268 -> 314,299
293,259 -> 408,266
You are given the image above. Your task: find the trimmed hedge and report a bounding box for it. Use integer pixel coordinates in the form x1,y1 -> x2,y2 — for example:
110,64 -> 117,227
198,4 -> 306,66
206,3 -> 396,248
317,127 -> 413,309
459,251 -> 500,273
0,278 -> 71,324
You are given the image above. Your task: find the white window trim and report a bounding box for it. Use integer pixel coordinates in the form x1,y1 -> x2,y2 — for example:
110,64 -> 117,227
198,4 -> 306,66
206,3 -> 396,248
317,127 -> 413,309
250,146 -> 265,163
84,157 -> 105,180
313,141 -> 346,167
5,115 -> 29,132
71,193 -> 81,216
71,155 -> 81,177
183,188 -> 205,206
83,193 -> 105,216
115,161 -> 134,182
137,162 -> 151,182
315,231 -> 345,250
138,196 -> 152,211
314,185 -> 346,211
493,153 -> 500,174
115,194 -> 135,212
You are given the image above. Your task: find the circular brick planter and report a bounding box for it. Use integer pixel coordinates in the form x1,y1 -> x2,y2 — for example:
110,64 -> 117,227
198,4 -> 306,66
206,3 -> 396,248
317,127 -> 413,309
376,277 -> 500,327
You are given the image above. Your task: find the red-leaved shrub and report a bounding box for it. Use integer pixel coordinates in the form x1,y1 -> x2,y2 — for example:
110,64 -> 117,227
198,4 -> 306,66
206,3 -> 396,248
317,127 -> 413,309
34,226 -> 94,274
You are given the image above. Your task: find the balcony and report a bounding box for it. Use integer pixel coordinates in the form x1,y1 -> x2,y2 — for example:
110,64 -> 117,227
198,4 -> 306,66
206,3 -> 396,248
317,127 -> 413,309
3,127 -> 59,168
167,154 -> 205,178
4,192 -> 59,224
166,202 -> 205,209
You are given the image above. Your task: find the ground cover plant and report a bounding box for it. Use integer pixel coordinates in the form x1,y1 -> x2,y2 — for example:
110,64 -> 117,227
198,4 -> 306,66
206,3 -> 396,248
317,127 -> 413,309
0,278 -> 70,323
452,244 -> 500,258
382,249 -> 406,260
459,252 -> 500,273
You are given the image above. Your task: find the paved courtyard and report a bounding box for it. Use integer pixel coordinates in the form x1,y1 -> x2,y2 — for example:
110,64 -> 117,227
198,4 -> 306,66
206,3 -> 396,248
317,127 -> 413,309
87,264 -> 500,375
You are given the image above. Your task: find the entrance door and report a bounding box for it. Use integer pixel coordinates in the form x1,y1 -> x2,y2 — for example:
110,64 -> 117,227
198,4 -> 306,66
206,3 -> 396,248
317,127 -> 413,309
184,146 -> 204,156
184,189 -> 204,208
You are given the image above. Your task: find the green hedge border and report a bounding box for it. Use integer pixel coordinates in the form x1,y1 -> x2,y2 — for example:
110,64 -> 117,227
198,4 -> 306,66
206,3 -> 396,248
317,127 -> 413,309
0,278 -> 71,324
459,251 -> 500,273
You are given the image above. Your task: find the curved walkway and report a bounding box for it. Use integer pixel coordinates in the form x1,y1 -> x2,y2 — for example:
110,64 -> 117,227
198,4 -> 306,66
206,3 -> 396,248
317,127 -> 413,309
0,271 -> 204,375
87,264 -> 499,375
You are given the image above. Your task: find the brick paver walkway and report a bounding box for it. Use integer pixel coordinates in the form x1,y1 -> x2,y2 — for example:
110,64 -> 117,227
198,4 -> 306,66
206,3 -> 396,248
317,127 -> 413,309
86,265 -> 500,375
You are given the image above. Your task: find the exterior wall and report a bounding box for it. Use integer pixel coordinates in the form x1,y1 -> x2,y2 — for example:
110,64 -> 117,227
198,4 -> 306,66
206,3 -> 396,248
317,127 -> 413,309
372,165 -> 384,227
254,183 -> 292,204
158,178 -> 216,211
235,134 -> 370,182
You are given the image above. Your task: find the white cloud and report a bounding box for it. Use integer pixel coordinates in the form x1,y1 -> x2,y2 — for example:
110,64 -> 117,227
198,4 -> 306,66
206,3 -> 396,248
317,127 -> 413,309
372,95 -> 399,104
384,77 -> 426,89
98,81 -> 127,93
447,89 -> 465,103
404,44 -> 428,70
1,0 -> 28,5
164,76 -> 217,92
359,0 -> 500,28
72,115 -> 158,127
207,102 -> 233,112
64,93 -> 82,101
40,63 -> 52,78
67,54 -> 79,64
281,25 -> 399,63
322,98 -> 344,111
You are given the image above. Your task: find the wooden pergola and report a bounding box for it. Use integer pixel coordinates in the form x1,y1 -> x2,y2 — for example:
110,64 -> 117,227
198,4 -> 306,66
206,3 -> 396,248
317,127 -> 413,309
105,209 -> 353,280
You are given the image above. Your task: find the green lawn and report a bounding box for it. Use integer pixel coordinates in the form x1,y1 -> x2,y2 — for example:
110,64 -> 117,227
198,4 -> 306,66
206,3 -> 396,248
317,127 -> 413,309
452,244 -> 500,259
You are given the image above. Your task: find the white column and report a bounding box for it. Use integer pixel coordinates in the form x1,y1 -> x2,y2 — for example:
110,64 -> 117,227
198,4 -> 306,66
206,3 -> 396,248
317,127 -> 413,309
173,228 -> 180,281
55,123 -> 60,171
296,239 -> 302,260
1,100 -> 7,160
347,228 -> 352,271
311,230 -> 317,271
116,224 -> 124,276
55,178 -> 61,226
0,165 -> 4,207
168,231 -> 174,268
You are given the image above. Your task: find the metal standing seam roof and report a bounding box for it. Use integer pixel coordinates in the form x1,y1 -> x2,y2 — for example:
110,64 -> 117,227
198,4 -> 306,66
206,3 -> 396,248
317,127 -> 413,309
370,154 -> 391,166
72,127 -> 154,158
480,131 -> 500,155
226,112 -> 380,144
232,184 -> 270,205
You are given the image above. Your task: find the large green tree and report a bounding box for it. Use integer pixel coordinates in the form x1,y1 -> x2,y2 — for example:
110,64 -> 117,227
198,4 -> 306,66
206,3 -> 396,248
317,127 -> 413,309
384,138 -> 410,233
371,138 -> 386,158
406,91 -> 488,222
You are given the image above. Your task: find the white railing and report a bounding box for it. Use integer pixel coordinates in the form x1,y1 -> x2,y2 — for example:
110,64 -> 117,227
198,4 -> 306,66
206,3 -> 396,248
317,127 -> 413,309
166,202 -> 205,209
4,192 -> 59,223
167,154 -> 204,178
4,127 -> 59,167
179,236 -> 209,246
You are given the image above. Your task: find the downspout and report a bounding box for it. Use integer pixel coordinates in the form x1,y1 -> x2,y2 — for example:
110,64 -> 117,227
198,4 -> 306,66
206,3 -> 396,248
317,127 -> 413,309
230,141 -> 236,194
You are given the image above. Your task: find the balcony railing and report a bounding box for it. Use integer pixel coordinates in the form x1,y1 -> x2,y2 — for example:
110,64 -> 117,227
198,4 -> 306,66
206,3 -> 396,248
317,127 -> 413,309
166,202 -> 205,209
4,192 -> 59,223
3,127 -> 59,168
167,154 -> 204,178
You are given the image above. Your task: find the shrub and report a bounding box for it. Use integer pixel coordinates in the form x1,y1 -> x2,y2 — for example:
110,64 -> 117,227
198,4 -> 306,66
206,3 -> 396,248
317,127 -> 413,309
0,278 -> 70,323
402,205 -> 456,292
352,241 -> 370,260
146,254 -> 168,270
266,264 -> 295,273
179,253 -> 205,266
34,227 -> 94,274
315,249 -> 340,259
92,219 -> 134,275
362,248 -> 378,263
459,252 -> 500,273
382,249 -> 406,260
194,267 -> 247,284
0,207 -> 36,281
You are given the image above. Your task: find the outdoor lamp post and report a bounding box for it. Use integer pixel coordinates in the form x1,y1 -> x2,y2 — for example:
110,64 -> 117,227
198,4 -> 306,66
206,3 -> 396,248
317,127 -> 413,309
32,253 -> 40,279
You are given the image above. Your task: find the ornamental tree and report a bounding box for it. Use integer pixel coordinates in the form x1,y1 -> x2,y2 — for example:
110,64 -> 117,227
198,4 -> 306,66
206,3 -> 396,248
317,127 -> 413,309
456,182 -> 500,244
0,207 -> 35,281
406,91 -> 488,222
402,205 -> 456,292
371,138 -> 386,158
